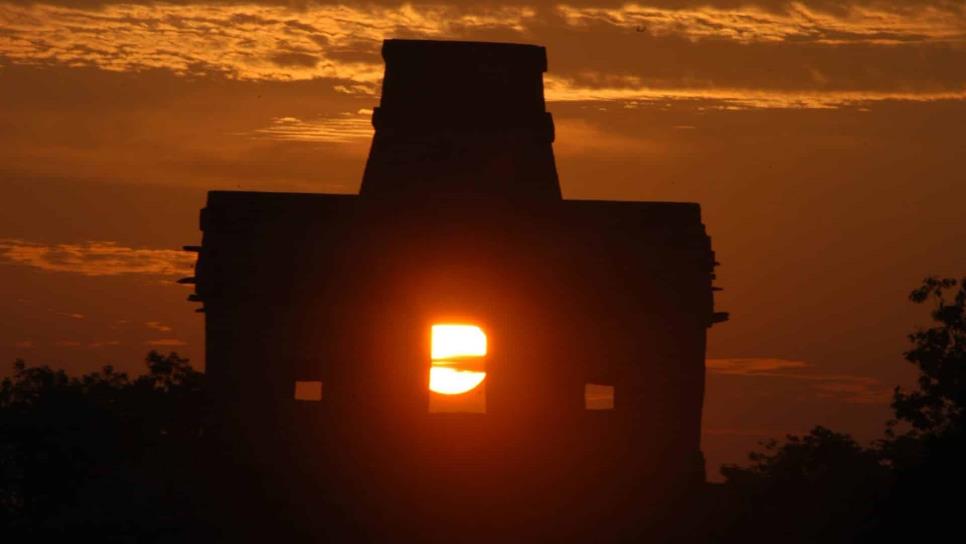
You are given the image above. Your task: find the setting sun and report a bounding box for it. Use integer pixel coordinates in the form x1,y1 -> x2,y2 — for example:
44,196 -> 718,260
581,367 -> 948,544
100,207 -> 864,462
429,366 -> 486,395
430,324 -> 487,396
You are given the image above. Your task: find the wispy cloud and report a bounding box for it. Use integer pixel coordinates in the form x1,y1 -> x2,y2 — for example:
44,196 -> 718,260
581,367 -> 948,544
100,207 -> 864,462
0,2 -> 962,110
251,111 -> 373,143
88,340 -> 122,348
703,427 -> 791,437
51,339 -> 123,349
707,358 -> 891,404
0,239 -> 195,277
0,3 -> 536,82
556,2 -> 966,45
707,358 -> 809,374
553,117 -> 665,156
145,338 -> 187,347
144,321 -> 172,333
545,75 -> 966,109
808,376 -> 891,405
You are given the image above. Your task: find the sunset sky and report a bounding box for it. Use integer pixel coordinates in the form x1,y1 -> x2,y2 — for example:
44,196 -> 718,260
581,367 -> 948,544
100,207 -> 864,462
1,0 -> 964,478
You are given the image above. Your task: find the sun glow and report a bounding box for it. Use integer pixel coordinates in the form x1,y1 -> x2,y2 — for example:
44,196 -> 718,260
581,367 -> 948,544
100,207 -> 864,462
429,366 -> 487,395
430,324 -> 487,395
431,324 -> 487,359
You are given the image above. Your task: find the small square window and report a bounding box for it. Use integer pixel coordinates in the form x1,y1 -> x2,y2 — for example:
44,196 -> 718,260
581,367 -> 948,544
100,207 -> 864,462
585,384 -> 614,410
294,381 -> 322,401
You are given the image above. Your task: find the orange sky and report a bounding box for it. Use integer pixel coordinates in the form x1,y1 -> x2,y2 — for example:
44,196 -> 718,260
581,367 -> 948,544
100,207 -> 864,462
1,0 -> 964,479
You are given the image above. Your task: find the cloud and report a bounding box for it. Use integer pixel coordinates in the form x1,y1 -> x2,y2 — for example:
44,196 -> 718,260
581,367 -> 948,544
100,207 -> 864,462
88,340 -> 121,348
544,75 -> 966,109
269,51 -> 320,68
707,357 -> 891,404
807,375 -> 892,404
0,3 -> 536,81
250,112 -> 373,143
145,338 -> 187,346
50,339 -> 123,349
145,321 -> 172,333
0,239 -> 195,277
553,117 -> 665,156
703,427 -> 789,437
556,2 -> 966,45
707,357 -> 809,374
0,2 -> 962,110
0,66 -> 374,190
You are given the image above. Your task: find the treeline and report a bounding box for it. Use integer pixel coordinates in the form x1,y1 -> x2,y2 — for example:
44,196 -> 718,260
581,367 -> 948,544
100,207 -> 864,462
710,276 -> 966,542
0,277 -> 963,541
0,351 -> 209,539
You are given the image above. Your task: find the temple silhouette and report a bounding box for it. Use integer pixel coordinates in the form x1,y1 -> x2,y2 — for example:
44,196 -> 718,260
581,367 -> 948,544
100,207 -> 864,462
186,39 -> 727,541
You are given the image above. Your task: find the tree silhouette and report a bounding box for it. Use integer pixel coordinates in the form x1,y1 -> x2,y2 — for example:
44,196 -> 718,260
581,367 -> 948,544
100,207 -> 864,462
714,276 -> 966,542
870,276 -> 966,541
892,276 -> 966,433
0,351 -> 207,538
714,427 -> 889,542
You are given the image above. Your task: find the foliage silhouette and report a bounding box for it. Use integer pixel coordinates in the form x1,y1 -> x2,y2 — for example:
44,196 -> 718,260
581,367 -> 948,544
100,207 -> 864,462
892,276 -> 966,433
713,427 -> 889,542
871,276 -> 966,541
714,276 -> 966,543
0,351 -> 208,539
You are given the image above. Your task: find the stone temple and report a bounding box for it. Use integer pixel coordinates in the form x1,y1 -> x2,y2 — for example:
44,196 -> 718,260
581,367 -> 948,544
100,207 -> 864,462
186,39 -> 727,541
